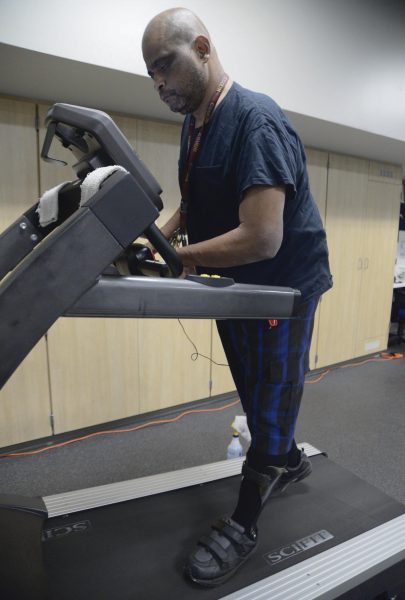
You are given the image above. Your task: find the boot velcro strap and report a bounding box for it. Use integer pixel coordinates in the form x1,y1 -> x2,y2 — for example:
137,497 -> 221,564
212,518 -> 249,548
242,462 -> 284,487
198,535 -> 229,564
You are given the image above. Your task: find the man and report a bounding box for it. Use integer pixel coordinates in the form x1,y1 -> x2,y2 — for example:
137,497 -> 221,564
142,8 -> 332,587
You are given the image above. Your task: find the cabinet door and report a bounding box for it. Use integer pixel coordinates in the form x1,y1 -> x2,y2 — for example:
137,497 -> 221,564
354,180 -> 402,355
132,117 -> 182,228
316,154 -> 369,367
210,323 -> 235,397
0,98 -> 52,446
0,340 -> 52,447
138,319 -> 211,412
47,318 -> 141,433
305,148 -> 328,370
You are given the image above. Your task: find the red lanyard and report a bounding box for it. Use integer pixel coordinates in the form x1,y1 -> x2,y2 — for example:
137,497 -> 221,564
178,73 -> 229,246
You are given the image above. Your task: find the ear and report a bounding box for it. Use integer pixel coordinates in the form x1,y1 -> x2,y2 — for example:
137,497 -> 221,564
194,35 -> 210,61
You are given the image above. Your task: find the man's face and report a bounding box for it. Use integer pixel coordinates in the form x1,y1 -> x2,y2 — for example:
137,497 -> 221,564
143,37 -> 208,115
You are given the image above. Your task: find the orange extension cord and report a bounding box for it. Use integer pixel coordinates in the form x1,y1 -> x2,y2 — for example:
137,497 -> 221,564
0,352 -> 402,459
0,400 -> 240,459
305,351 -> 402,384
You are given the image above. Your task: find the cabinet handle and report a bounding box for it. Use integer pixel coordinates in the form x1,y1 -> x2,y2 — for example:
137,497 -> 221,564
357,258 -> 363,270
364,257 -> 369,270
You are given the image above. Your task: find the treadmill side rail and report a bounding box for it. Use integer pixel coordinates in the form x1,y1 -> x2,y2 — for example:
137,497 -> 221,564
220,514 -> 405,600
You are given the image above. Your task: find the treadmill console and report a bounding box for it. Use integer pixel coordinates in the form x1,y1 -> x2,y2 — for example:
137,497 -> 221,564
41,103 -> 163,211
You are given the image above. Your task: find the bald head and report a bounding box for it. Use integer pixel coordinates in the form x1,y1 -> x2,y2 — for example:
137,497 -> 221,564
142,8 -> 225,117
142,8 -> 210,51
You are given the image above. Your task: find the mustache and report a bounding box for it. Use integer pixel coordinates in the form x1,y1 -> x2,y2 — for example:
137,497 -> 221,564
160,90 -> 177,101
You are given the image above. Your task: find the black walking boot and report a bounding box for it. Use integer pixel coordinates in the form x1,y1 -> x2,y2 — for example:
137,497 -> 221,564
184,463 -> 284,587
273,451 -> 312,494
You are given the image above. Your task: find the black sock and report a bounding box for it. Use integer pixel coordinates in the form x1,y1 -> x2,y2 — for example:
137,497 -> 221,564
287,440 -> 302,468
232,477 -> 261,531
231,449 -> 286,532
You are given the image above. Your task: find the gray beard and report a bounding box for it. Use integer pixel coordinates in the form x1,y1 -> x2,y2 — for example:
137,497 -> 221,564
173,69 -> 207,115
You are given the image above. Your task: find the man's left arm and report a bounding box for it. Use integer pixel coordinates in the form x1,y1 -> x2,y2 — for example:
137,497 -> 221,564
177,185 -> 285,269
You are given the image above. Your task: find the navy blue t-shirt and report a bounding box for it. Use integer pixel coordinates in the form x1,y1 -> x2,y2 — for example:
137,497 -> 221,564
179,82 -> 332,301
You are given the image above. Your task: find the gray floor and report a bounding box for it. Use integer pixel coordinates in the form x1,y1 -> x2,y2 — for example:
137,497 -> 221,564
0,347 -> 404,506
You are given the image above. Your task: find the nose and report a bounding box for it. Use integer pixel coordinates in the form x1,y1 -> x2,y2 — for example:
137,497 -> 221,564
154,74 -> 165,93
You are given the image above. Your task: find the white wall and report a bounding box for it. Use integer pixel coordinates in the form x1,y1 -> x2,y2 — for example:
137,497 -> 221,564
1,0 -> 405,141
1,0 -> 405,169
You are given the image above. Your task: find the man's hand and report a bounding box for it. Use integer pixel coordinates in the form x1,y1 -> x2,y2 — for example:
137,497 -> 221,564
179,265 -> 197,278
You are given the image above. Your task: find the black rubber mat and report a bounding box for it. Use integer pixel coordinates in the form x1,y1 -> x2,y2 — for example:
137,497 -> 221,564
43,455 -> 405,600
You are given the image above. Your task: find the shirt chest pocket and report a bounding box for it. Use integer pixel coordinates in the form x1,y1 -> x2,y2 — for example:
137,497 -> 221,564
191,165 -> 238,225
192,165 -> 225,197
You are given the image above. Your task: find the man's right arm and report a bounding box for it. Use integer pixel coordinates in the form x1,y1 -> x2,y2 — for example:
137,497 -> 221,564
159,206 -> 181,240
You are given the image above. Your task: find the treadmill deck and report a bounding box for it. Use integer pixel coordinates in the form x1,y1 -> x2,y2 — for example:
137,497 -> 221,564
42,452 -> 405,600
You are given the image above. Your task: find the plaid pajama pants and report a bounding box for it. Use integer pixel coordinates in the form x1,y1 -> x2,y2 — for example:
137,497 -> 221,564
216,297 -> 318,461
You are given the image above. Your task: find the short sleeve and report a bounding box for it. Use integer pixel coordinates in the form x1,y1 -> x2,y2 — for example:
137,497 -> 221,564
234,119 -> 298,202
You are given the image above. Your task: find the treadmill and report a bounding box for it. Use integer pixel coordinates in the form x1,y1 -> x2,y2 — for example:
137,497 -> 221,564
0,105 -> 404,600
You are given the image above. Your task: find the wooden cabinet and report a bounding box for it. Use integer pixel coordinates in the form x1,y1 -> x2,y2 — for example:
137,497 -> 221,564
137,319 -> 211,413
47,318 -> 141,433
315,154 -> 402,368
132,117 -> 181,227
316,154 -> 369,366
305,148 -> 328,369
210,322 -> 234,396
0,97 -> 403,443
354,172 -> 402,356
0,340 -> 52,447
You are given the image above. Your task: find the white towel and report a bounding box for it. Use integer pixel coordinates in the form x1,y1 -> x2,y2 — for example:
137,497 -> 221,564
80,165 -> 128,206
36,181 -> 71,227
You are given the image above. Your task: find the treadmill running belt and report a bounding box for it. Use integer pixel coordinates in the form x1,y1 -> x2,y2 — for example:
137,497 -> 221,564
43,455 -> 405,600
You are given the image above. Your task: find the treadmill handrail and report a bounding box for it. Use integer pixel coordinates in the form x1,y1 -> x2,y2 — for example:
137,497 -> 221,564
65,275 -> 301,319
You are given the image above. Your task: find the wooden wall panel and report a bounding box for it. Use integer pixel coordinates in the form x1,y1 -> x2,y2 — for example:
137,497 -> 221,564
47,318 -> 140,433
315,154 -> 402,367
316,154 -> 369,367
0,340 -> 52,447
305,148 -> 328,370
354,180 -> 402,355
134,118 -> 182,229
210,324 -> 235,397
137,319 -> 212,412
368,160 -> 402,184
0,98 -> 39,224
306,148 -> 328,222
